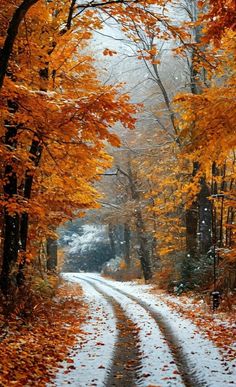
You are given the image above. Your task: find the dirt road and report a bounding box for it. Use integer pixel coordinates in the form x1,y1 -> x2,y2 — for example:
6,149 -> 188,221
53,273 -> 236,387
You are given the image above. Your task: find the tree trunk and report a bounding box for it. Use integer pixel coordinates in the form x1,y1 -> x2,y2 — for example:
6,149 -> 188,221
127,161 -> 153,280
186,169 -> 212,259
1,213 -> 19,293
108,224 -> 116,259
185,1 -> 212,259
0,102 -> 19,293
46,238 -> 58,271
17,137 -> 43,283
0,0 -> 39,91
151,207 -> 160,268
198,176 -> 212,254
185,161 -> 198,260
135,209 -> 152,281
0,0 -> 41,291
118,160 -> 153,280
124,223 -> 131,268
186,205 -> 198,259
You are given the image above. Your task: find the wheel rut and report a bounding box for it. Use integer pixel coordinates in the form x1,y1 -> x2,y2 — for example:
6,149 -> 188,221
84,275 -> 207,387
80,278 -> 142,387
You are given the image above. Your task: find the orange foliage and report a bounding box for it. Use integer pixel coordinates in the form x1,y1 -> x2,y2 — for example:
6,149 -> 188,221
200,0 -> 236,45
0,0 -> 139,269
174,26 -> 236,263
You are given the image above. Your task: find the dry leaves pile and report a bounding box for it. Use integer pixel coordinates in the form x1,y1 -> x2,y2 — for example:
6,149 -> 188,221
0,283 -> 86,386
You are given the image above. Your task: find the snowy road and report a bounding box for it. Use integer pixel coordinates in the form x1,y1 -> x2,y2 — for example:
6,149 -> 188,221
54,273 -> 236,387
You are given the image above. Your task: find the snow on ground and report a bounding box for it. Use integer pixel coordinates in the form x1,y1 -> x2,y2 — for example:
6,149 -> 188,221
73,273 -> 184,387
52,274 -> 116,387
158,292 -> 236,343
53,273 -> 236,387
85,273 -> 236,387
157,292 -> 236,358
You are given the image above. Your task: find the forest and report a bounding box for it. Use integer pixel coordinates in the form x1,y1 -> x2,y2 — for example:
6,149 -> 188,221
0,0 -> 235,386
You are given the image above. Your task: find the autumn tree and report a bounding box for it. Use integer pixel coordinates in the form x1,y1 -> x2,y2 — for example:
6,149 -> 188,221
1,0 -> 194,289
0,0 -> 140,292
175,1 -> 236,289
90,0 -> 235,290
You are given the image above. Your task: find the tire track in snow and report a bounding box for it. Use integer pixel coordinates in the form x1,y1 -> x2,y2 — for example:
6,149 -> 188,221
51,279 -> 116,387
84,274 -> 206,387
79,276 -> 184,387
80,278 -> 142,387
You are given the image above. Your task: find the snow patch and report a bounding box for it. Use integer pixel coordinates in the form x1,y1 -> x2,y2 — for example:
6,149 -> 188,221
54,273 -> 236,387
52,273 -> 116,387
94,274 -> 236,387
74,274 -> 184,386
